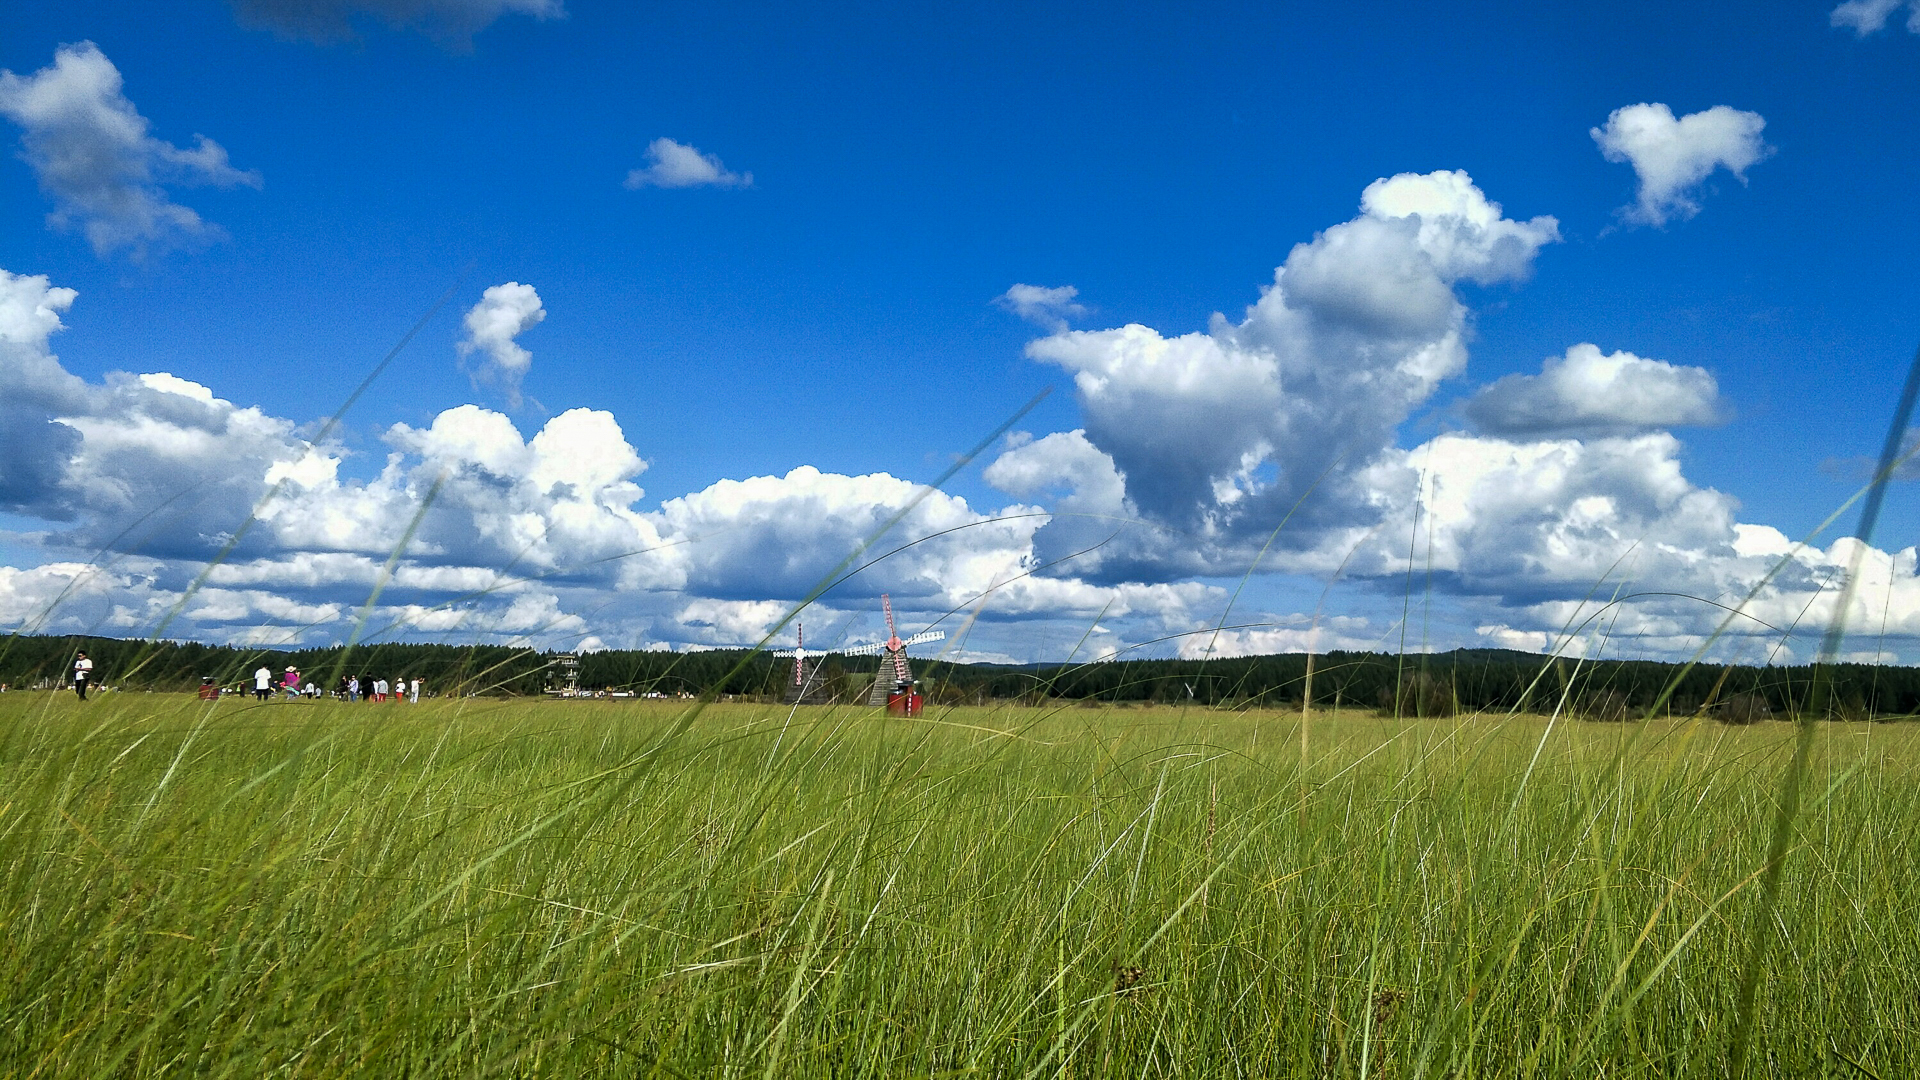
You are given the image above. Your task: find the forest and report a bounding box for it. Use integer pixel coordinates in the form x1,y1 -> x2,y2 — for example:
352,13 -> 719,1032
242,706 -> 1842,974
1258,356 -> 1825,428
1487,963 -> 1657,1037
2,632 -> 1916,719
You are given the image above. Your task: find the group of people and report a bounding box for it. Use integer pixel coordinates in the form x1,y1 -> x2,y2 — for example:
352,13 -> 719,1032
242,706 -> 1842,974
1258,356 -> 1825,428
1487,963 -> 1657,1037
249,665 -> 320,700
59,653 -> 431,703
237,665 -> 424,703
342,674 -> 421,703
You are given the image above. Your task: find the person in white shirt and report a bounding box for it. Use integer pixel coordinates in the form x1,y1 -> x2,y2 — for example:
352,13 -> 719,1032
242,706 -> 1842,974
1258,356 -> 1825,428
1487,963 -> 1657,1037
254,665 -> 272,701
373,677 -> 388,702
409,677 -> 421,703
72,652 -> 93,701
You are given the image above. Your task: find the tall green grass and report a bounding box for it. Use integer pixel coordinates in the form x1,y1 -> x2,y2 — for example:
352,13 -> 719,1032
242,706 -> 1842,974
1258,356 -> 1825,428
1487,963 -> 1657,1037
2,692 -> 1914,1076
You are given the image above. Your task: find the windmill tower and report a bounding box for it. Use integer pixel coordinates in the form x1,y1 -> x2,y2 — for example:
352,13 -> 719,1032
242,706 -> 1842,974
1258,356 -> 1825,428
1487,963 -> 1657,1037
770,622 -> 835,705
546,653 -> 581,696
842,594 -> 946,707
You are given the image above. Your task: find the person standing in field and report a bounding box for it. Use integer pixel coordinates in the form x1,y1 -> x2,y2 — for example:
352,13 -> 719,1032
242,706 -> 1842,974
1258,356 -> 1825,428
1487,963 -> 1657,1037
71,652 -> 92,700
281,667 -> 300,701
372,677 -> 387,702
346,675 -> 360,702
254,665 -> 272,701
394,675 -> 406,703
409,677 -> 421,703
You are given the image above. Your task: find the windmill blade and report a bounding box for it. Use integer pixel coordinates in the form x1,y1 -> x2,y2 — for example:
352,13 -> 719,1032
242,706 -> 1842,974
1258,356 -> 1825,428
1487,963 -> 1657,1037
900,630 -> 946,648
840,641 -> 887,657
778,644 -> 850,657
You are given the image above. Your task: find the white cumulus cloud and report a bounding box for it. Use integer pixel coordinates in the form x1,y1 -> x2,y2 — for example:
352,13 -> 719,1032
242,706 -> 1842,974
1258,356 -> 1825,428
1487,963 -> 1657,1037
677,598 -> 791,644
1592,103 -> 1771,226
0,42 -> 261,259
1464,344 -> 1725,439
1831,0 -> 1920,34
983,429 -> 1134,574
372,404 -> 665,584
1357,432 -> 1742,595
651,465 -> 1021,604
457,282 -> 545,405
0,276 -> 1189,654
0,278 -> 312,548
995,284 -> 1088,332
0,561 -> 145,635
1176,616 -> 1380,660
977,170 -> 1920,664
995,169 -> 1558,577
10,219 -> 1920,665
623,138 -> 752,190
0,268 -> 659,648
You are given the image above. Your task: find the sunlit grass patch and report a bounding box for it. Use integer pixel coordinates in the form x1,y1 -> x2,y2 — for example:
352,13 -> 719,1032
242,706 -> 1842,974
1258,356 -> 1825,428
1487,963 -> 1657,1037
1,694 -> 1915,1076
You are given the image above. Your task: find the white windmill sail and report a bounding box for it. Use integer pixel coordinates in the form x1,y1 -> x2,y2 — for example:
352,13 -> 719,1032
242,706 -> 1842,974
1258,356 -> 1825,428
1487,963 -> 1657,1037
841,594 -> 946,706
771,622 -> 836,704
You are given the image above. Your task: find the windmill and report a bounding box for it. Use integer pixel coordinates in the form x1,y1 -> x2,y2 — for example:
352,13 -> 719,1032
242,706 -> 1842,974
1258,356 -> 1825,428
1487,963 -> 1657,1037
842,594 -> 946,707
770,622 -> 834,705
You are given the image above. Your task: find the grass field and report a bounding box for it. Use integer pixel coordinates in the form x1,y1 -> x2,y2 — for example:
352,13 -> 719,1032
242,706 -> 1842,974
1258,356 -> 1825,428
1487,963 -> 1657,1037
1,691 -> 1915,1077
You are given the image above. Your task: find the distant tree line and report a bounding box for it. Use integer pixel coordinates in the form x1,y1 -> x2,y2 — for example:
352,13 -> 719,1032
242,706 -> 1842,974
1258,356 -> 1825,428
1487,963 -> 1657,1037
907,649 -> 1917,720
3,634 -> 1918,719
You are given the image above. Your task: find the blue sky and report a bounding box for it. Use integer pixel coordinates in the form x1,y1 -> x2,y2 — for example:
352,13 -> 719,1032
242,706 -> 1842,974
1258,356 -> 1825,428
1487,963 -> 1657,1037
1,0 -> 1918,664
